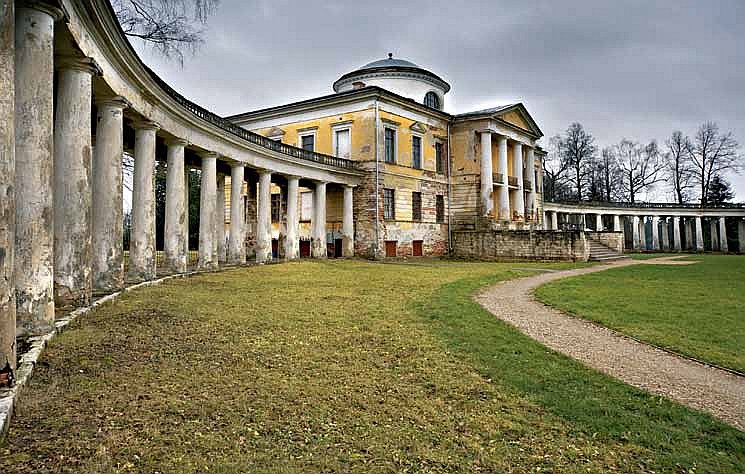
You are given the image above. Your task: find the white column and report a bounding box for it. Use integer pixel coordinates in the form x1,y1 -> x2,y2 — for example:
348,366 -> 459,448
513,142 -> 525,220
53,58 -> 97,306
311,181 -> 328,258
542,211 -> 549,230
14,2 -> 63,335
673,217 -> 682,251
92,96 -> 128,292
719,217 -> 728,253
640,216 -> 648,250
710,219 -> 719,252
497,136 -> 510,220
695,216 -> 704,251
128,120 -> 160,282
228,164 -> 245,264
595,214 -> 603,231
198,152 -> 218,270
1,0 -> 15,367
284,176 -> 300,260
551,211 -> 558,230
216,172 -> 226,264
632,216 -> 640,250
738,220 -> 745,254
660,218 -> 670,251
613,215 -> 621,232
183,166 -> 190,256
342,185 -> 354,257
527,147 -> 536,221
479,132 -> 494,217
685,218 -> 693,250
651,216 -> 660,250
256,171 -> 272,263
164,139 -> 188,272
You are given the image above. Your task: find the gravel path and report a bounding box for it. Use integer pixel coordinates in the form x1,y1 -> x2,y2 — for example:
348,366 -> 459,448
476,257 -> 745,431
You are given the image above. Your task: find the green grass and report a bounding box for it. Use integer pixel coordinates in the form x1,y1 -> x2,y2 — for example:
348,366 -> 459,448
1,260 -> 743,473
536,254 -> 745,373
626,252 -> 674,260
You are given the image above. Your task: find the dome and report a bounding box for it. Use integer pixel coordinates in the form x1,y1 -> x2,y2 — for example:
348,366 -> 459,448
332,54 -> 451,109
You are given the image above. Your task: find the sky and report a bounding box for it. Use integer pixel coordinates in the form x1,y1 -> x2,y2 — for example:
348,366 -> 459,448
133,0 -> 745,202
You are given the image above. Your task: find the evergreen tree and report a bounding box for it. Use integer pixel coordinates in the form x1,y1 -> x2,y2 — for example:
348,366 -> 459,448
705,176 -> 734,204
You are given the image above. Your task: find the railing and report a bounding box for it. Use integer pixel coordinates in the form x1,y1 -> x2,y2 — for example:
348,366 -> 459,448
547,200 -> 745,210
145,67 -> 358,170
492,172 -> 504,184
508,176 -> 518,187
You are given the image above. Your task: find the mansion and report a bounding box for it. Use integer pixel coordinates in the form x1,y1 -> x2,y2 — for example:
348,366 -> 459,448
225,54 -> 546,259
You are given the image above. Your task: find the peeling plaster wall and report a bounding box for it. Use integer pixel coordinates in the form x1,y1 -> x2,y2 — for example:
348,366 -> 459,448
453,230 -> 591,262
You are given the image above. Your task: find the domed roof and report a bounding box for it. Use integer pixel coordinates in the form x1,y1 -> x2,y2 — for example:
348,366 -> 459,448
360,55 -> 419,69
333,53 -> 450,94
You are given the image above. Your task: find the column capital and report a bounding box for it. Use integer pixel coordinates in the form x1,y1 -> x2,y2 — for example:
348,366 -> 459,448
198,150 -> 219,160
132,119 -> 160,131
165,137 -> 188,147
19,1 -> 65,21
55,56 -> 101,76
230,162 -> 246,169
96,95 -> 130,110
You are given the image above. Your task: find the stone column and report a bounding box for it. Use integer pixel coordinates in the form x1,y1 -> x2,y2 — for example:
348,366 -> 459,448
198,152 -> 218,270
228,164 -> 246,264
661,218 -> 670,251
673,217 -> 682,251
513,142 -> 524,220
613,215 -> 621,232
738,220 -> 745,254
1,0 -> 15,367
719,217 -> 728,253
632,216 -> 640,250
496,136 -> 510,220
709,219 -> 719,252
183,166 -> 190,256
53,58 -> 98,306
14,2 -> 62,335
342,185 -> 354,257
527,147 -> 536,221
640,216 -> 648,250
479,132 -> 493,217
216,172 -> 226,264
551,211 -> 558,231
92,97 -> 128,292
651,216 -> 660,250
256,170 -> 272,263
164,139 -> 188,272
694,216 -> 704,251
595,214 -> 603,231
685,218 -> 693,250
284,176 -> 300,260
128,120 -> 159,282
311,181 -> 328,258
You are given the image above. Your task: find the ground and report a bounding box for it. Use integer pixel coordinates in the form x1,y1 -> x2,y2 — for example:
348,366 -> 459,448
1,260 -> 743,473
536,254 -> 745,373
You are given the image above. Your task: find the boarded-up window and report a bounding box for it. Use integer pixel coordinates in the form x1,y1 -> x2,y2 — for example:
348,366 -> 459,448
271,193 -> 281,222
412,192 -> 422,221
335,128 -> 351,159
436,195 -> 445,223
383,188 -> 395,220
300,191 -> 313,221
435,142 -> 445,174
412,136 -> 422,169
384,128 -> 396,163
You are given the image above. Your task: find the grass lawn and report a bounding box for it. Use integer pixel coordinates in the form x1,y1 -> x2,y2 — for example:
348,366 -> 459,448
626,252 -> 675,260
536,254 -> 745,373
1,260 -> 743,473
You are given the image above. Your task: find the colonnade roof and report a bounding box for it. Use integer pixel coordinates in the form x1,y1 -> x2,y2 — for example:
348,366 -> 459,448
544,201 -> 745,218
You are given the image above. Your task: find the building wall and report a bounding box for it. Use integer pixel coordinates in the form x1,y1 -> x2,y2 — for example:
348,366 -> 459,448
452,230 -> 590,262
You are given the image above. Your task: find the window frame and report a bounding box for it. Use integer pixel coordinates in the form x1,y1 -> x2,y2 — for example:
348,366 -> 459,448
384,127 -> 397,164
424,91 -> 441,110
271,192 -> 281,223
435,141 -> 445,175
436,195 -> 445,223
383,188 -> 396,220
298,129 -> 317,152
331,122 -> 353,159
412,191 -> 422,222
411,134 -> 423,169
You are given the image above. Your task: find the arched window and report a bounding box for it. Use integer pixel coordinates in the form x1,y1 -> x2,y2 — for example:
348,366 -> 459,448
424,91 -> 441,110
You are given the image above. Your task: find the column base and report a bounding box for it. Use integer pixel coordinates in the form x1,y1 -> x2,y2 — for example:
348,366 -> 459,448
311,238 -> 327,259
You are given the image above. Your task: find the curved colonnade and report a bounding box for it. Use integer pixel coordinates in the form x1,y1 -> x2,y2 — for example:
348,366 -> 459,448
0,0 -> 362,370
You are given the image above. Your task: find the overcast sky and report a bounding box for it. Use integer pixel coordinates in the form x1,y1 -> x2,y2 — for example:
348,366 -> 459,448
134,0 -> 745,201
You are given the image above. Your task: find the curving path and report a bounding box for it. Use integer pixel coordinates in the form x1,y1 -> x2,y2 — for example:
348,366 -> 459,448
475,256 -> 745,431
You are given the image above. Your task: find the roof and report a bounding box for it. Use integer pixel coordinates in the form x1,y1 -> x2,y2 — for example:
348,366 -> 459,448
455,104 -> 517,118
333,54 -> 451,93
455,103 -> 544,139
360,56 -> 419,69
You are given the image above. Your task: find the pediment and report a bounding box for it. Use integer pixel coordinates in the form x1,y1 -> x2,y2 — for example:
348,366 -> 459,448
410,121 -> 427,133
492,104 -> 543,138
267,126 -> 285,137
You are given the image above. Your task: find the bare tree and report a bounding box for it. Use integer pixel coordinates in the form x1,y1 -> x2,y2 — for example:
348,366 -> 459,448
559,122 -> 596,200
615,139 -> 666,203
687,122 -> 742,206
591,147 -> 621,202
665,131 -> 695,204
113,0 -> 219,63
541,135 -> 571,202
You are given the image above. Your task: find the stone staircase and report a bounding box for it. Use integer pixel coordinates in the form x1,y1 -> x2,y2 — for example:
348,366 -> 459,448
588,239 -> 629,262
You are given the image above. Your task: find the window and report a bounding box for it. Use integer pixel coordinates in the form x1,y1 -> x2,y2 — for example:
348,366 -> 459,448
412,192 -> 422,221
412,136 -> 422,169
271,193 -> 281,222
424,92 -> 440,110
384,128 -> 396,163
436,195 -> 445,223
435,142 -> 445,175
334,128 -> 351,159
383,188 -> 395,220
301,134 -> 315,152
